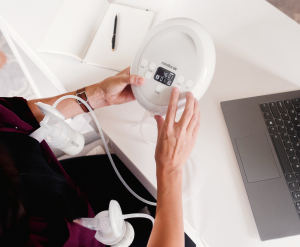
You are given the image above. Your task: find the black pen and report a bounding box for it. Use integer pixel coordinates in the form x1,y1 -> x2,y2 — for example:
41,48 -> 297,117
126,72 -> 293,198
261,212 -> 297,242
112,14 -> 117,52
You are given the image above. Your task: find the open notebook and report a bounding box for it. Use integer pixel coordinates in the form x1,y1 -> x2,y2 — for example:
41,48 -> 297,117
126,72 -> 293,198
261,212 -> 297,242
38,0 -> 154,71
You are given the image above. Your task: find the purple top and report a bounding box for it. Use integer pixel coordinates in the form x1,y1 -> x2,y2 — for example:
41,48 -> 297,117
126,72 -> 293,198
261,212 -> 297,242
0,97 -> 105,247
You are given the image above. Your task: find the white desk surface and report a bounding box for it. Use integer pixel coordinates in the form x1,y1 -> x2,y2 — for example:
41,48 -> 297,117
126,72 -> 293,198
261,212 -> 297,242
1,0 -> 300,246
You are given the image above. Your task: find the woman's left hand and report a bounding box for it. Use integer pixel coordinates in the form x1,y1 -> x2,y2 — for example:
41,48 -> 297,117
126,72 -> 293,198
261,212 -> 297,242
87,67 -> 145,108
28,67 -> 144,122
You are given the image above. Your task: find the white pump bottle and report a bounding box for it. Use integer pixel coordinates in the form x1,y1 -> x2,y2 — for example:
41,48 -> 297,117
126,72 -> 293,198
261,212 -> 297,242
29,102 -> 85,155
77,200 -> 154,247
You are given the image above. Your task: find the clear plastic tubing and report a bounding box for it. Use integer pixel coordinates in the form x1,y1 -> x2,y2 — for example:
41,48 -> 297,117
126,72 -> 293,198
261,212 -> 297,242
140,111 -> 156,146
76,213 -> 154,231
52,96 -> 204,207
123,213 -> 154,226
53,95 -> 157,206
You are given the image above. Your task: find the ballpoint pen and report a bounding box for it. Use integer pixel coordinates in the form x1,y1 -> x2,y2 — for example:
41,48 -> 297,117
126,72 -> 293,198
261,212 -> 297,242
112,14 -> 117,51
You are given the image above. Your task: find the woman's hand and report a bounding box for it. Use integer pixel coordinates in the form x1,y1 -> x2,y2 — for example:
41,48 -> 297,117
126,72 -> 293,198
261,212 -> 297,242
147,88 -> 200,247
87,67 -> 145,108
154,87 -> 200,175
28,67 -> 144,122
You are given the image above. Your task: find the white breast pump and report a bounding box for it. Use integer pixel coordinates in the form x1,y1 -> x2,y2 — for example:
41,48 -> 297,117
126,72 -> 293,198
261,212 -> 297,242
131,18 -> 216,116
29,102 -> 85,155
29,96 -> 155,247
78,200 -> 154,246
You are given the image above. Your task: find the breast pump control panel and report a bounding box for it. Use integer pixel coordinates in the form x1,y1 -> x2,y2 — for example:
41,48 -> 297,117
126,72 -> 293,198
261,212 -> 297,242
136,37 -> 201,108
141,62 -> 192,90
131,18 -> 216,116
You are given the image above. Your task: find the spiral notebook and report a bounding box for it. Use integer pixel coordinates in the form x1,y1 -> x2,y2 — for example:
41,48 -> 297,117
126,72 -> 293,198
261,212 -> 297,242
38,0 -> 154,71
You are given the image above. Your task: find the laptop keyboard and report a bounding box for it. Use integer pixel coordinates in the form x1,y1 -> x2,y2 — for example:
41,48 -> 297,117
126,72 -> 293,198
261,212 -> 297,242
261,99 -> 300,206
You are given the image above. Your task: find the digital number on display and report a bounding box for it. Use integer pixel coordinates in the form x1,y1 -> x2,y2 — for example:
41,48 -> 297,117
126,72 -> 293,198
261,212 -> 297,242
153,67 -> 175,86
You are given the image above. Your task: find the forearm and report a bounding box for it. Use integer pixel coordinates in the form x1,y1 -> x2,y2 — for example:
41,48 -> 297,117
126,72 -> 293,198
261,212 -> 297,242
27,84 -> 106,123
149,88 -> 200,247
147,168 -> 184,247
27,67 -> 144,123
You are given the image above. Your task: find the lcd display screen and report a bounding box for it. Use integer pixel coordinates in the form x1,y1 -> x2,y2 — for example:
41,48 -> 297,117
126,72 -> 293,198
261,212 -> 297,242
153,67 -> 175,86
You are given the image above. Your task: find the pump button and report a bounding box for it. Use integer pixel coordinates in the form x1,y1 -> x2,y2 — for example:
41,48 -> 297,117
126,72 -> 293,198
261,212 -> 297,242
178,76 -> 184,84
186,80 -> 193,88
156,84 -> 163,92
145,71 -> 152,79
141,59 -> 148,66
149,63 -> 156,70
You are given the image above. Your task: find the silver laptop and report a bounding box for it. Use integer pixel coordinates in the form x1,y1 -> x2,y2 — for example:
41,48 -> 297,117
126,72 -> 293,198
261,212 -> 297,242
221,90 -> 300,241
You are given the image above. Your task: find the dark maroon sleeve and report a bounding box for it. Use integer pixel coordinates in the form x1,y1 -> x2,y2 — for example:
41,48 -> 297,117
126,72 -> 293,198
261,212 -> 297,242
0,97 -> 40,129
0,97 -> 103,246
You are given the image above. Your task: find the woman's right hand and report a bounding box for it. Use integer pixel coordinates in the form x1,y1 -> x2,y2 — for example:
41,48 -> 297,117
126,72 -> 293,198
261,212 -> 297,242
154,87 -> 201,176
147,88 -> 200,247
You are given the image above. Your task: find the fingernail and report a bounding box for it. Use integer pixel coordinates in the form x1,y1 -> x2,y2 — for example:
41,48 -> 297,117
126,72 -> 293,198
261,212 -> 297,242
173,87 -> 179,93
136,77 -> 144,85
187,91 -> 194,97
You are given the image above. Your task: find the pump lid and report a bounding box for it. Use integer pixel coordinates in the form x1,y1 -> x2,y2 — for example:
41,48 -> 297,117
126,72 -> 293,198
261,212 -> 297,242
109,200 -> 125,238
35,102 -> 65,121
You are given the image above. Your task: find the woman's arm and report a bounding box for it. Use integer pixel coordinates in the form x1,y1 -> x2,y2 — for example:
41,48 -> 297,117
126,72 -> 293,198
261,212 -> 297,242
27,67 -> 144,122
147,88 -> 200,247
0,50 -> 6,69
